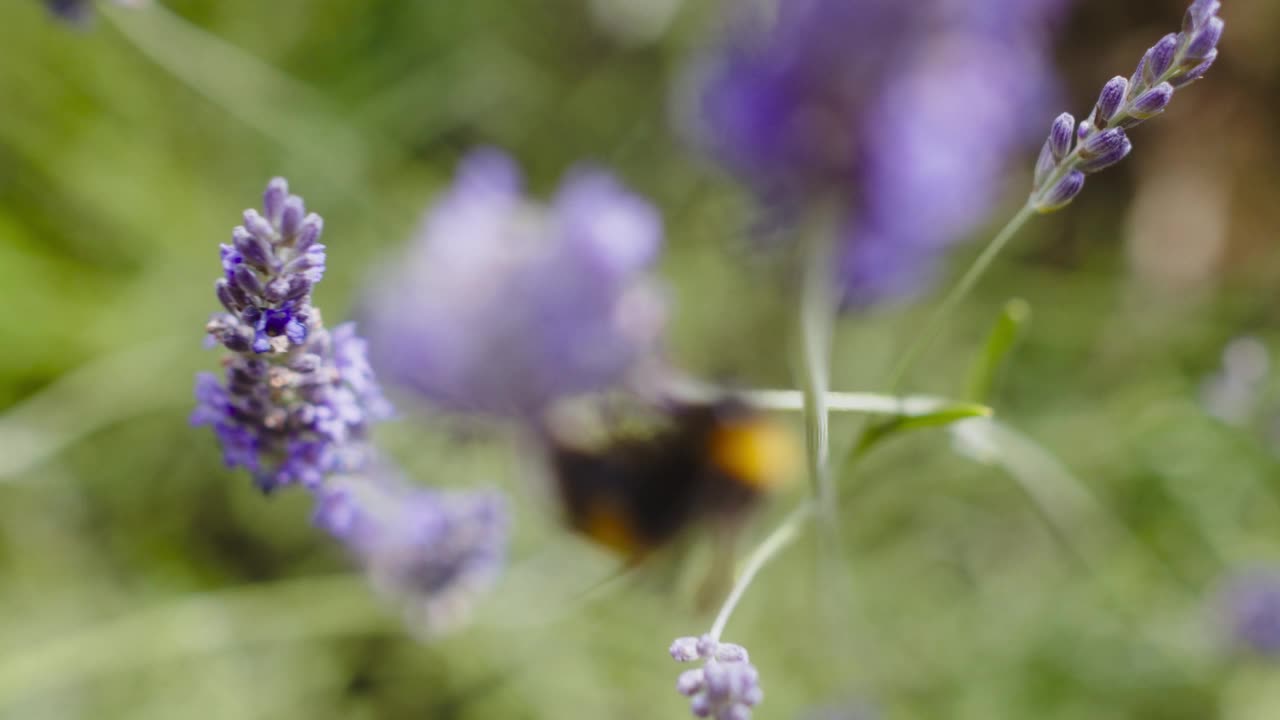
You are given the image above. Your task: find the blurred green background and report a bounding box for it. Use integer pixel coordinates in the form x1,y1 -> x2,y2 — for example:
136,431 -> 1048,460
3,0 -> 1280,718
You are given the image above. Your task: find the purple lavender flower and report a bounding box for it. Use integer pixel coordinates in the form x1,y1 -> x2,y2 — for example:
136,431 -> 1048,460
193,178 -> 390,493
671,635 -> 763,720
691,0 -> 1069,305
363,149 -> 666,419
1217,569 -> 1280,658
1030,0 -> 1223,212
316,478 -> 509,636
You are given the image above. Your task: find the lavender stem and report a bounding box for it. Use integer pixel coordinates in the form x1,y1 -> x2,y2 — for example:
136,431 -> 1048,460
709,502 -> 814,642
886,203 -> 1038,392
798,210 -> 839,509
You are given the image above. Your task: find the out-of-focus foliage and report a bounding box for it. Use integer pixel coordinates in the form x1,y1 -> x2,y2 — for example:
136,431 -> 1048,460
1,1 -> 1279,718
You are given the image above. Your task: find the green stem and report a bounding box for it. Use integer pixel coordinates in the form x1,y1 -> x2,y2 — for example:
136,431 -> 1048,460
799,217 -> 837,508
708,503 -> 813,641
884,202 -> 1037,392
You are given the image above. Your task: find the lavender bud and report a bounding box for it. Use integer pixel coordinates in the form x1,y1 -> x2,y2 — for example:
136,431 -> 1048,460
222,327 -> 253,353
1128,55 -> 1148,100
696,635 -> 718,659
1143,34 -> 1180,85
251,334 -> 272,354
1049,113 -> 1074,160
215,279 -> 241,313
715,644 -> 749,663
243,209 -> 276,244
1080,127 -> 1128,160
703,663 -> 733,702
677,669 -> 706,696
281,196 -> 305,239
690,695 -> 713,718
1076,135 -> 1132,173
1184,0 -> 1222,35
671,637 -> 702,662
1093,77 -> 1129,127
263,277 -> 289,304
1035,113 -> 1075,188
285,317 -> 308,346
1128,82 -> 1175,120
232,264 -> 265,298
294,214 -> 323,251
284,275 -> 312,301
1033,170 -> 1086,213
1076,119 -> 1094,143
220,245 -> 241,277
1184,16 -> 1224,61
1172,48 -> 1218,88
232,227 -> 273,270
263,177 -> 288,226
285,246 -> 328,284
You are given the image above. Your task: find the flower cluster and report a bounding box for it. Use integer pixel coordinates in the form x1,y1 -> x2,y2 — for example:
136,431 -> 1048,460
1030,0 -> 1224,212
363,149 -> 666,419
670,635 -> 763,720
195,178 -> 509,635
193,178 -> 389,493
693,0 -> 1069,305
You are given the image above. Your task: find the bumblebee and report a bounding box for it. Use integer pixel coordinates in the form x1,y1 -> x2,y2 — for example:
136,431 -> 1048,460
542,396 -> 797,559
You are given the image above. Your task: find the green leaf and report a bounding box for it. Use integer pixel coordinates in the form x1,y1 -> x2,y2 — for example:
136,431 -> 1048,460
965,298 -> 1032,403
851,400 -> 993,457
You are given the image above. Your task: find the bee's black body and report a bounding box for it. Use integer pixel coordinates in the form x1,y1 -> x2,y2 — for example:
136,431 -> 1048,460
547,399 -> 789,557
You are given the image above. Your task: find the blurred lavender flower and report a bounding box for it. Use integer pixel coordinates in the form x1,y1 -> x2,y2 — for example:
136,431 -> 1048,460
316,477 -> 509,635
691,0 -> 1069,305
1218,569 -> 1280,658
364,149 -> 667,419
193,178 -> 391,493
1030,0 -> 1223,212
44,0 -> 144,24
670,635 -> 762,719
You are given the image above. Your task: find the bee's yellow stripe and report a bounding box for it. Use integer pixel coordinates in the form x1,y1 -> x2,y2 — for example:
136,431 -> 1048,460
708,419 -> 798,490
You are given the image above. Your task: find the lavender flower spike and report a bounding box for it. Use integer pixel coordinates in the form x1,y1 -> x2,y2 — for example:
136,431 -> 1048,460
1030,0 -> 1223,213
671,635 -> 763,720
316,476 -> 509,636
363,149 -> 666,419
193,178 -> 390,493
